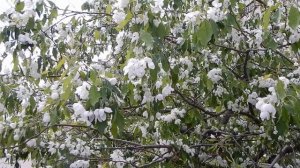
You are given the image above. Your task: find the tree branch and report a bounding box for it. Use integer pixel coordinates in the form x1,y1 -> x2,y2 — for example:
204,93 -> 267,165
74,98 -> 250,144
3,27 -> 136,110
269,146 -> 293,168
174,89 -> 225,117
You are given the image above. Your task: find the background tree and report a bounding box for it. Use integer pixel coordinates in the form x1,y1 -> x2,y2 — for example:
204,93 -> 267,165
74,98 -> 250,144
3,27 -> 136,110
1,0 -> 300,167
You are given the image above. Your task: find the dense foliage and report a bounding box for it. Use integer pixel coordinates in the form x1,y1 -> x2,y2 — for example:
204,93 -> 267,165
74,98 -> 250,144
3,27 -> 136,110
1,0 -> 300,167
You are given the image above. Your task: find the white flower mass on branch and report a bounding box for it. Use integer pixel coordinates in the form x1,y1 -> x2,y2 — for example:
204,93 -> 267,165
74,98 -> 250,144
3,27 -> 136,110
1,0 -> 300,167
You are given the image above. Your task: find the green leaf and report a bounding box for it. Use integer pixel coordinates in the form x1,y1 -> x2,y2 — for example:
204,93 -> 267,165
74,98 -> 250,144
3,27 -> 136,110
90,71 -> 97,82
263,33 -> 278,49
197,20 -> 213,46
291,40 -> 300,52
288,6 -> 300,29
111,109 -> 124,137
58,42 -> 66,53
50,110 -> 59,125
210,20 -> 219,36
206,77 -> 214,91
81,2 -> 90,11
262,3 -> 280,30
140,30 -> 154,48
50,8 -> 58,19
15,1 -> 25,12
61,76 -> 72,101
275,80 -> 286,100
5,93 -> 18,114
170,65 -> 179,86
99,85 -> 110,102
26,17 -> 35,30
52,48 -> 58,58
225,14 -> 237,27
47,0 -> 56,7
161,55 -> 170,72
152,23 -> 170,38
271,8 -> 281,23
150,66 -> 158,83
36,2 -> 43,16
79,71 -> 87,80
28,96 -> 36,115
291,99 -> 300,126
54,57 -> 65,72
94,121 -> 107,134
173,0 -> 183,9
89,85 -> 100,107
90,70 -> 100,85
276,105 -> 290,135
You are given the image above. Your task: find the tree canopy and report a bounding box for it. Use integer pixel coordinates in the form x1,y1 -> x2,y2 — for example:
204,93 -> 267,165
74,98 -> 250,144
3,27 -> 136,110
1,0 -> 300,167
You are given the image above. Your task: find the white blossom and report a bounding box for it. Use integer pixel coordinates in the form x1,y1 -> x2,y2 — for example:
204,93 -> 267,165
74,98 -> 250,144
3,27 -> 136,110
279,76 -> 290,88
43,113 -> 51,124
104,107 -> 113,113
152,0 -> 164,13
139,124 -> 148,137
247,92 -> 258,105
14,134 -> 20,141
112,10 -> 126,24
10,123 -> 17,129
207,68 -> 222,83
26,139 -> 37,147
18,33 -> 36,45
110,150 -> 125,168
184,11 -> 200,24
155,81 -> 162,89
142,88 -> 154,103
0,103 -> 5,112
51,92 -> 59,100
162,85 -> 174,97
114,31 -> 125,54
256,100 -> 276,121
130,32 -> 139,43
116,0 -> 129,9
207,0 -> 226,22
73,102 -> 86,116
213,85 -> 228,97
155,94 -> 164,101
94,109 -> 106,122
124,57 -> 155,80
139,110 -> 148,118
160,108 -> 186,123
108,78 -> 118,85
258,77 -> 276,88
75,82 -> 90,100
70,160 -> 89,168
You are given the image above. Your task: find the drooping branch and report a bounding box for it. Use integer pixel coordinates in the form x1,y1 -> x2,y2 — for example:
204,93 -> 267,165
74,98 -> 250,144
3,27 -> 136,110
174,89 -> 226,117
45,4 -> 112,16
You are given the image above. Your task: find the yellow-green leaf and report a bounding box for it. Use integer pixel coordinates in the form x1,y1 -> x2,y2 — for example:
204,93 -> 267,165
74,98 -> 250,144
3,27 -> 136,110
106,4 -> 112,14
94,30 -> 101,40
54,57 -> 65,72
15,1 -> 25,12
116,11 -> 133,31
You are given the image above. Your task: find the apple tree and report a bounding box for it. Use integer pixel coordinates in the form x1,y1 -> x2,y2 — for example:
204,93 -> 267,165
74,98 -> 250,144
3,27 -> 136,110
1,0 -> 300,167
